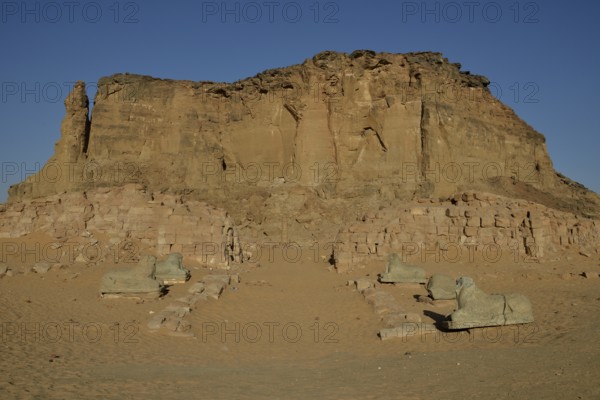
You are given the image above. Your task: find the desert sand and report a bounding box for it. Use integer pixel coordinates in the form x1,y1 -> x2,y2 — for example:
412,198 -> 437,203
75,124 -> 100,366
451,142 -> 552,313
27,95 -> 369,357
1,236 -> 599,399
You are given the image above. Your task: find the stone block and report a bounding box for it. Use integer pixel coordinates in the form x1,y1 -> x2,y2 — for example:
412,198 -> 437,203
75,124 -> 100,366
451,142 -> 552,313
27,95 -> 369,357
188,282 -> 204,294
175,233 -> 198,245
436,225 -> 449,236
414,215 -> 433,226
462,192 -> 475,202
355,278 -> 373,292
366,231 -> 380,245
426,274 -> 456,300
351,232 -> 367,243
158,233 -> 176,245
495,217 -> 511,228
466,217 -> 481,227
33,262 -> 51,274
448,226 -> 462,236
410,207 -> 426,216
204,283 -> 224,299
147,314 -> 167,330
356,243 -> 369,254
464,226 -> 479,237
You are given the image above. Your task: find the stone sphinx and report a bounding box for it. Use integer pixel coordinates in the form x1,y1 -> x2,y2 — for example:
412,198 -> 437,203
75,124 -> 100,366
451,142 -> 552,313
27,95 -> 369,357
100,255 -> 163,299
154,253 -> 190,285
441,276 -> 534,329
378,253 -> 427,284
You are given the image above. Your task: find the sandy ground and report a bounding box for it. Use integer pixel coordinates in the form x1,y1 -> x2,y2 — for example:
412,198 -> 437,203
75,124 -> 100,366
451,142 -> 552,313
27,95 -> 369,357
1,238 -> 600,400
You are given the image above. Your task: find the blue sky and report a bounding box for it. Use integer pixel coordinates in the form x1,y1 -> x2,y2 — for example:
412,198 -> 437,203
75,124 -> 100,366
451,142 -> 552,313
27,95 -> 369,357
1,0 -> 598,201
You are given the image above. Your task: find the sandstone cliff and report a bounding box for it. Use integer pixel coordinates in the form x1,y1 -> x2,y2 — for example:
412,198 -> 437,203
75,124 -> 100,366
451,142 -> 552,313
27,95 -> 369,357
2,50 -> 599,268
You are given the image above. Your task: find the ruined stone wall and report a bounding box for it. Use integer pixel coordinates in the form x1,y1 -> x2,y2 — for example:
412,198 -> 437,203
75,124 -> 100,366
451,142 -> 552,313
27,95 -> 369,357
334,192 -> 600,273
0,184 -> 240,267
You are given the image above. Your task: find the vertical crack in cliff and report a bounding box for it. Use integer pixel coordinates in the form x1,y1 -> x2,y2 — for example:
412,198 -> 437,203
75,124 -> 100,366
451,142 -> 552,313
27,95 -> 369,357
435,101 -> 451,153
523,211 -> 539,257
417,100 -> 430,197
362,127 -> 388,153
373,129 -> 388,152
284,103 -> 301,165
327,99 -> 339,165
240,96 -> 255,119
284,103 -> 301,123
82,114 -> 91,155
419,101 -> 428,176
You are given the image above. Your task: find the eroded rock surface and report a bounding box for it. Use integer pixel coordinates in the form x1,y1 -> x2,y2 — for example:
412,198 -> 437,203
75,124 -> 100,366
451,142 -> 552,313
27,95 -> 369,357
12,51 -> 589,207
0,184 -> 241,268
1,50 -> 599,270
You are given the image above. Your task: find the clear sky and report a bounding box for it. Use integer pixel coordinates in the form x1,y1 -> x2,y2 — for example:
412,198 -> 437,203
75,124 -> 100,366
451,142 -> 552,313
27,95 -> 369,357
1,0 -> 598,202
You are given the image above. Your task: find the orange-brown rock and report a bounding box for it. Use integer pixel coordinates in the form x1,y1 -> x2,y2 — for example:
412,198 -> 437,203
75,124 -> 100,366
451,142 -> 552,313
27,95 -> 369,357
2,50 -> 599,269
0,184 -> 240,268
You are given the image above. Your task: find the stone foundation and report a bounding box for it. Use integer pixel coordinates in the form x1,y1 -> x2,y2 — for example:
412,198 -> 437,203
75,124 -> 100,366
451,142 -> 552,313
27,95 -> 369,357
334,192 -> 600,272
0,184 -> 241,267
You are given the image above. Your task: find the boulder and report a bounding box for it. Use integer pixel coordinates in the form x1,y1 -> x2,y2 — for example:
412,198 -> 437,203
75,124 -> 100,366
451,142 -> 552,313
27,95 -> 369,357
147,313 -> 168,330
426,274 -> 456,300
188,282 -> 205,294
33,262 -> 51,275
204,282 -> 224,300
355,278 -> 373,291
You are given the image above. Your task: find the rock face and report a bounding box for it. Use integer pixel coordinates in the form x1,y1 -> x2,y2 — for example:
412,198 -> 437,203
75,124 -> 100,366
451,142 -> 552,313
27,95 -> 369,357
1,50 -> 600,268
9,50 -> 599,212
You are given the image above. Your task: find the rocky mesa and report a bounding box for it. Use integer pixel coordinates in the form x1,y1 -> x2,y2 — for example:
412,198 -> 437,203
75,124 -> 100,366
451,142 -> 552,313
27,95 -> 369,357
2,50 -> 599,269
